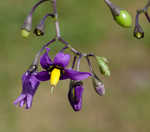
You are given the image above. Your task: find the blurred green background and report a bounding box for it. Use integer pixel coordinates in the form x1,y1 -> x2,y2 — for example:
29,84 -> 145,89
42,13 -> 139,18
0,0 -> 150,132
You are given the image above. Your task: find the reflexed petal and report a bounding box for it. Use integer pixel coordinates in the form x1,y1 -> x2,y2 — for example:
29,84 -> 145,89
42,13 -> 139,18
62,69 -> 91,80
40,48 -> 53,69
19,100 -> 25,108
26,94 -> 33,109
13,94 -> 26,105
35,71 -> 50,81
54,52 -> 70,67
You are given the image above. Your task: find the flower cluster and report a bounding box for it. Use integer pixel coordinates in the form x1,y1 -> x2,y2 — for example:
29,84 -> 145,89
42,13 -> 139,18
14,0 -> 111,112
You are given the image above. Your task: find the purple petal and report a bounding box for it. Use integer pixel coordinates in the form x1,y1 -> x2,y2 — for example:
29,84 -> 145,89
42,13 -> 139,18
19,100 -> 25,108
35,71 -> 50,81
74,85 -> 83,104
62,69 -> 91,80
26,94 -> 33,109
73,99 -> 82,111
22,72 -> 29,82
40,48 -> 53,69
13,94 -> 26,105
30,75 -> 40,91
54,52 -> 70,67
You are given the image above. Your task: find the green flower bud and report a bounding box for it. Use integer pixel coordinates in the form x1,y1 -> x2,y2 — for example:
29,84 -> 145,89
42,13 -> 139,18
115,10 -> 132,28
96,56 -> 110,77
21,15 -> 32,38
21,29 -> 30,38
133,24 -> 144,39
104,0 -> 132,28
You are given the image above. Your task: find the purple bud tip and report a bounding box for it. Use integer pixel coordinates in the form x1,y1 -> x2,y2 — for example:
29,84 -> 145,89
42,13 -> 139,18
92,74 -> 105,96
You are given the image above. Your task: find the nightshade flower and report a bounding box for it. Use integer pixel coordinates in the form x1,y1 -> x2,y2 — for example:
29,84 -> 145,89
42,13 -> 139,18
14,71 -> 40,109
68,81 -> 84,111
35,48 -> 91,89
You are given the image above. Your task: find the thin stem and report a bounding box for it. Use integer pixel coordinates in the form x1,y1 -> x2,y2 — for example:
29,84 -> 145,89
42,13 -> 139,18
59,46 -> 68,52
135,12 -> 140,26
135,0 -> 150,24
29,0 -> 49,16
86,56 -> 94,74
144,0 -> 150,10
144,12 -> 150,22
51,0 -> 61,38
32,38 -> 56,66
77,55 -> 82,71
72,56 -> 77,69
104,0 -> 120,17
58,38 -> 80,55
39,13 -> 55,25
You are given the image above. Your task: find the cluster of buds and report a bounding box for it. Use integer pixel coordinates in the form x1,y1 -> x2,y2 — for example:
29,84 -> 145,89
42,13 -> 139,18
14,0 -> 110,112
104,0 -> 150,39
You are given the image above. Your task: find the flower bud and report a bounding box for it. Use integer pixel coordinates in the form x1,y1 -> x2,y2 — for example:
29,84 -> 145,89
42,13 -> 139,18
133,24 -> 144,39
21,29 -> 30,38
33,23 -> 44,36
21,15 -> 32,38
104,0 -> 132,28
115,10 -> 132,28
68,81 -> 84,112
92,74 -> 105,96
96,56 -> 110,77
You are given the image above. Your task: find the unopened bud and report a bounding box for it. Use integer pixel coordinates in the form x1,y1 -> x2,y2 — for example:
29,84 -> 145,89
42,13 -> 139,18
21,29 -> 30,38
92,74 -> 105,96
68,81 -> 83,112
115,10 -> 132,28
133,24 -> 144,39
104,0 -> 132,28
33,23 -> 44,36
96,56 -> 110,77
21,15 -> 32,38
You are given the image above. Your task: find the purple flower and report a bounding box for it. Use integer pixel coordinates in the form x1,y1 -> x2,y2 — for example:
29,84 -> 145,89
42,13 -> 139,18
68,81 -> 84,112
13,71 -> 40,109
35,48 -> 91,87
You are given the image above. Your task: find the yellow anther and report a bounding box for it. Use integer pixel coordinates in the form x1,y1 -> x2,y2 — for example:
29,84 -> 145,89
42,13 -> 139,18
50,68 -> 61,87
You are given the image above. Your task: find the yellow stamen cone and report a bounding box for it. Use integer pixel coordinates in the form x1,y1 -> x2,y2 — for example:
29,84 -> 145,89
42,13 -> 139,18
50,68 -> 61,87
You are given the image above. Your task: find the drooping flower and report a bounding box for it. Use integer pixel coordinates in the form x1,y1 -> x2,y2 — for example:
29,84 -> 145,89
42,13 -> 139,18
68,81 -> 84,111
14,71 -> 40,109
35,48 -> 91,88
